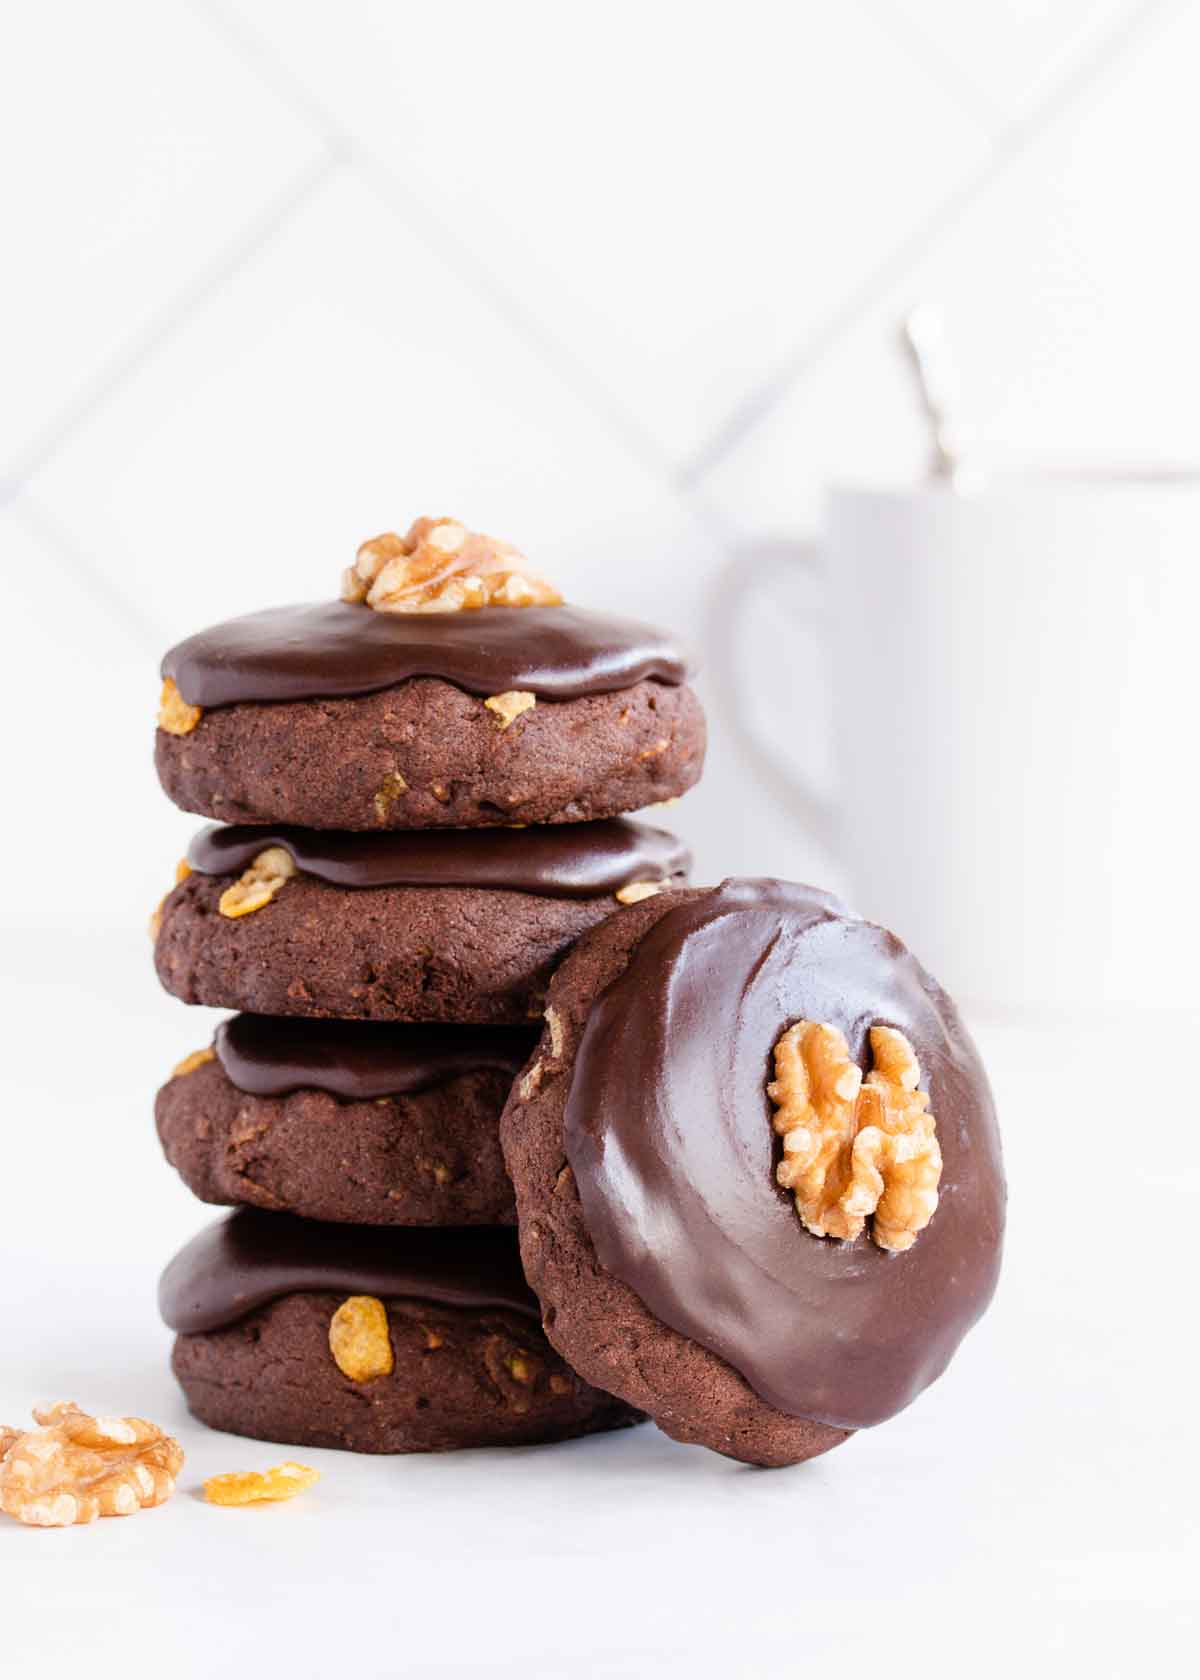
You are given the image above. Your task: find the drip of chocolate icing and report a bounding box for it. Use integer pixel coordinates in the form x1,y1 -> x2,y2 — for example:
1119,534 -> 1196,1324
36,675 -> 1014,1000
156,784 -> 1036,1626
159,1211 -> 540,1334
162,601 -> 691,708
564,879 -> 1005,1431
186,817 -> 691,899
214,1014 -> 537,1101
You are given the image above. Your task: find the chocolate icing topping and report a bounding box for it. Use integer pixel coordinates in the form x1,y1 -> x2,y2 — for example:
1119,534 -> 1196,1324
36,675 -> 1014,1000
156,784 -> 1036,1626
564,879 -> 1005,1431
214,1013 -> 537,1101
187,818 -> 690,900
162,602 -> 691,708
159,1210 -> 540,1334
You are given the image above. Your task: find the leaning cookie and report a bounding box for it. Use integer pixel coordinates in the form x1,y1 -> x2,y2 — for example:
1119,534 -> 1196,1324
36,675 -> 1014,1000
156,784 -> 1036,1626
157,1016 -> 537,1226
152,818 -> 690,1025
156,523 -> 704,830
161,1213 -> 642,1453
499,880 -> 1006,1468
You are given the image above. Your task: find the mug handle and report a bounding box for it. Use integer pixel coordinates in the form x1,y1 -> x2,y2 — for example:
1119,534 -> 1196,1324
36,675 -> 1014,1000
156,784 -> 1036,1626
707,536 -> 839,855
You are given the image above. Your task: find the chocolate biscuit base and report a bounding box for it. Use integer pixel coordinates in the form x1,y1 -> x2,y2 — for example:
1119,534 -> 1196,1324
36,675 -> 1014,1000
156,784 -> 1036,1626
156,676 -> 704,829
153,871 -> 621,1024
161,1214 -> 642,1453
500,884 -> 1002,1467
502,891 -> 849,1469
172,1292 -> 640,1453
156,1053 -> 519,1226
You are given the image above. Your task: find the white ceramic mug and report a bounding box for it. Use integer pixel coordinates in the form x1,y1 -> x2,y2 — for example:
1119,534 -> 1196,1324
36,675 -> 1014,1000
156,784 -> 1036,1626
721,470 -> 1198,1012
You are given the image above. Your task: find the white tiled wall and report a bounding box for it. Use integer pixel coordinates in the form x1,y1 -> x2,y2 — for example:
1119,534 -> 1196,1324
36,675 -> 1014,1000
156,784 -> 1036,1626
2,0 -> 1192,940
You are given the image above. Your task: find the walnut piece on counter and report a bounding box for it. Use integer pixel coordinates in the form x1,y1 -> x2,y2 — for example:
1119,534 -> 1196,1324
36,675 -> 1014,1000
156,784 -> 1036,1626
0,1403 -> 183,1527
218,846 -> 297,919
342,516 -> 562,613
204,1462 -> 319,1506
328,1296 -> 395,1382
769,1021 -> 942,1252
158,677 -> 202,735
483,690 -> 536,729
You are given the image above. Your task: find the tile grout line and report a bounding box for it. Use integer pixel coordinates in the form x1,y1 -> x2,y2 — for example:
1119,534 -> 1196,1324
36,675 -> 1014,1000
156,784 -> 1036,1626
4,0 -> 1173,587
1,149 -> 343,501
354,154 -> 681,484
678,0 -> 1178,489
186,0 -> 348,156
10,490 -> 167,650
862,0 -> 1010,130
196,0 -> 1172,507
192,0 -> 681,489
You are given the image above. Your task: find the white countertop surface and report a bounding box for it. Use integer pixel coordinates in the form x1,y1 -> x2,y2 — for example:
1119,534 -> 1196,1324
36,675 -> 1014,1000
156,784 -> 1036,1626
2,926 -> 1194,1677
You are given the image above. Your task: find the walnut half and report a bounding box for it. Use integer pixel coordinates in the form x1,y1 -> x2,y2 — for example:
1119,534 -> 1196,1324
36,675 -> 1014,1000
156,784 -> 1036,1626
0,1403 -> 183,1527
342,516 -> 562,613
768,1021 -> 942,1252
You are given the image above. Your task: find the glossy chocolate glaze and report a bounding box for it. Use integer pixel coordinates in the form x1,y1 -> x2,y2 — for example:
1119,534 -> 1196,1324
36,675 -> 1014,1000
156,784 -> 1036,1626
159,1210 -> 540,1334
162,601 -> 691,708
564,879 -> 1005,1431
214,1013 -> 537,1101
187,817 -> 690,899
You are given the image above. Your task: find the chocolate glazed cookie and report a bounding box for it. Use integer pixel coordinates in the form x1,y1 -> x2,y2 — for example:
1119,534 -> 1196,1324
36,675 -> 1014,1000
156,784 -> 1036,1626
156,1017 -> 537,1226
156,602 -> 705,828
499,881 -> 1005,1468
161,1214 -> 643,1453
152,819 -> 691,1025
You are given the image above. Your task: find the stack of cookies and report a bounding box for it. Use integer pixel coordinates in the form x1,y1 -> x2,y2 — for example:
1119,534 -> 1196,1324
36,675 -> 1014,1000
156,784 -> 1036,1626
149,518 -> 705,1453
150,515 -> 1006,1469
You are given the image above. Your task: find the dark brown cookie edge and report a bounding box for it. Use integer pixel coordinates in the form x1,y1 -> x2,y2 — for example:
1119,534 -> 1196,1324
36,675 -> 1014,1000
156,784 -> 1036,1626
172,1291 -> 643,1453
499,891 -> 852,1469
152,873 -> 620,1025
156,676 -> 705,830
155,1057 -> 517,1226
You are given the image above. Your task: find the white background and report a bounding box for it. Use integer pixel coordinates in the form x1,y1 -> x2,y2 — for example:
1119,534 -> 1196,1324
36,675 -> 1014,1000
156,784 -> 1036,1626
1,3 -> 1196,1672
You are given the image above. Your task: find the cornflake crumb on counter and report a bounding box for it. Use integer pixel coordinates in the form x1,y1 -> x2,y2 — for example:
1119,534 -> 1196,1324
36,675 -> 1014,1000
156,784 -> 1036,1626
204,1462 -> 320,1506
